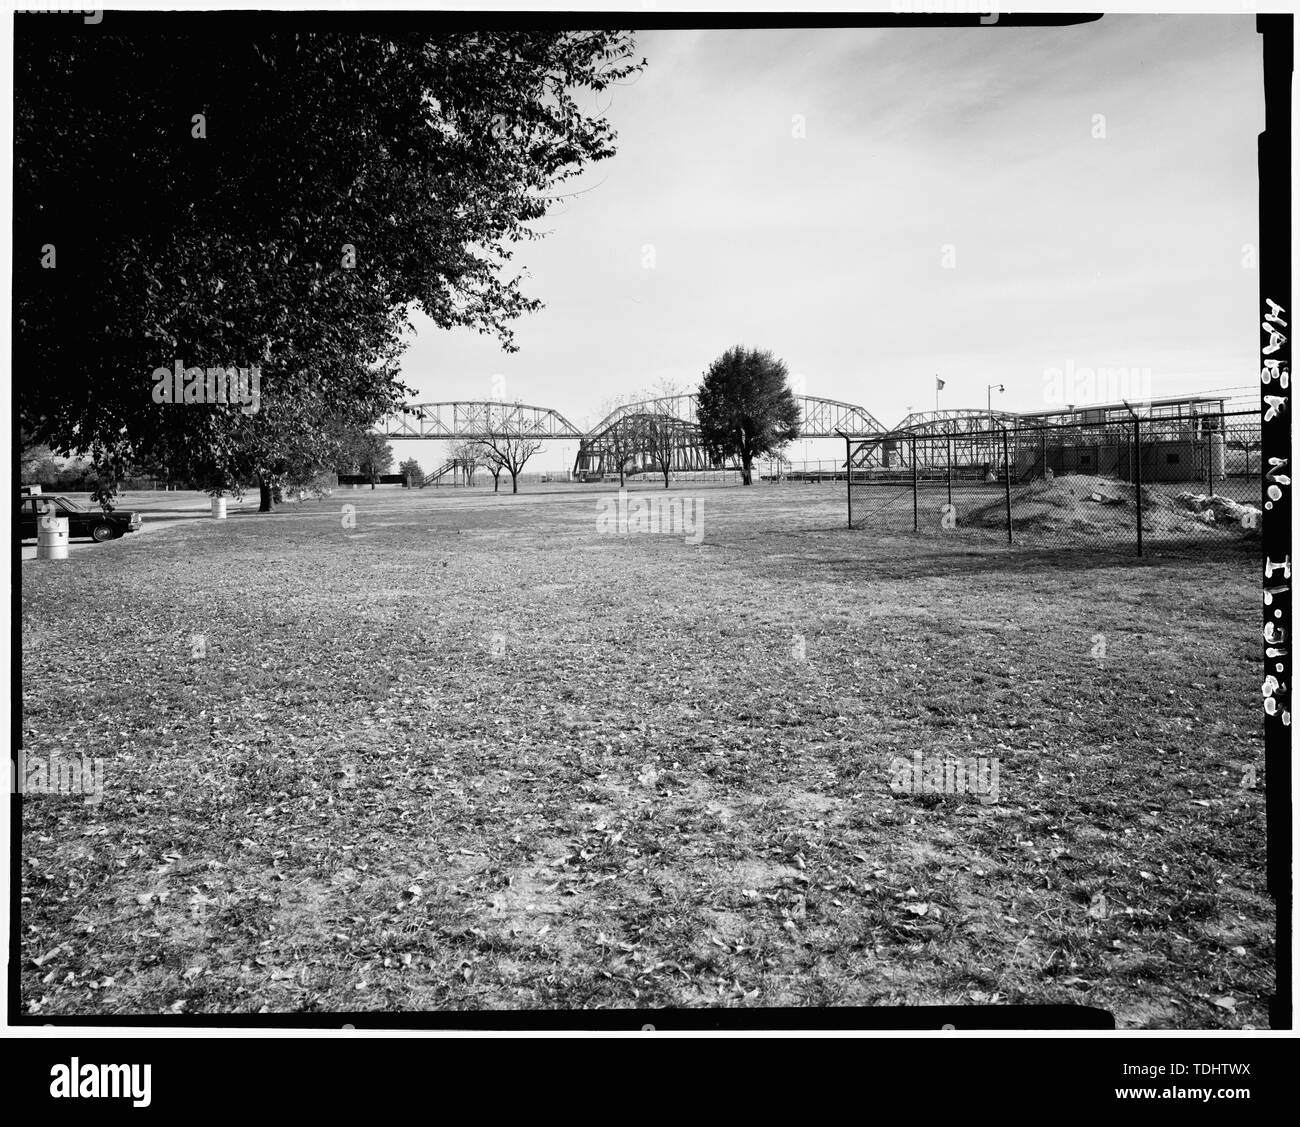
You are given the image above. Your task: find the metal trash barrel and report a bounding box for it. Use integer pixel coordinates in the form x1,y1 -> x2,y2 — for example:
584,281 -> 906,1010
211,495 -> 227,519
37,516 -> 69,560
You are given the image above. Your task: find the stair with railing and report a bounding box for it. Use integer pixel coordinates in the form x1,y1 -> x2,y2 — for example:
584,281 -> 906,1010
422,459 -> 458,487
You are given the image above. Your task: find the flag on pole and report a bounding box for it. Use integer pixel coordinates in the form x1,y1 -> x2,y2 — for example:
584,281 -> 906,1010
936,376 -> 945,391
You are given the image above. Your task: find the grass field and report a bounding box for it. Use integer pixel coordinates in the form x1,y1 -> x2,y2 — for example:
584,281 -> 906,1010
18,482 -> 1272,1025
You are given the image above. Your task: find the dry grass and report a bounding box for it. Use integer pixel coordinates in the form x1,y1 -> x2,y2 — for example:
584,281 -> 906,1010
18,482 -> 1272,1025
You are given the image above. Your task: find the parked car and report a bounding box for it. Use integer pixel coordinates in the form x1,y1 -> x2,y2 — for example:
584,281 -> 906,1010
17,494 -> 142,542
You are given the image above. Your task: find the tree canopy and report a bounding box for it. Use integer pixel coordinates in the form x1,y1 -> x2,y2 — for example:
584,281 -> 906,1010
15,19 -> 643,500
696,346 -> 801,484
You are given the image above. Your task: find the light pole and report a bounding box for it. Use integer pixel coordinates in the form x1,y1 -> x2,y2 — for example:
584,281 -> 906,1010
986,384 -> 1005,482
987,383 -> 1005,416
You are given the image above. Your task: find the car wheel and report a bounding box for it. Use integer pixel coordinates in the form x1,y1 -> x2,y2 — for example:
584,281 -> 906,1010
91,523 -> 117,542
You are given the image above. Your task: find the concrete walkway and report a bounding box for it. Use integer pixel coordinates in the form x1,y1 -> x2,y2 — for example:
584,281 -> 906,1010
20,492 -> 261,561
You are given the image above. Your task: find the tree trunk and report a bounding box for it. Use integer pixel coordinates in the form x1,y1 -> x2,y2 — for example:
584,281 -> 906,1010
741,455 -> 753,485
493,473 -> 500,493
662,466 -> 669,488
510,470 -> 519,494
619,467 -> 625,487
258,475 -> 274,512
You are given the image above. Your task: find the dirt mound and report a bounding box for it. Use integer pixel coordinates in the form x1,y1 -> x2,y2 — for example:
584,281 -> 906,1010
965,475 -> 1257,539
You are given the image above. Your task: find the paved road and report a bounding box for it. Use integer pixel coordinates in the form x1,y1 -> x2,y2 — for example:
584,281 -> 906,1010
20,494 -> 261,562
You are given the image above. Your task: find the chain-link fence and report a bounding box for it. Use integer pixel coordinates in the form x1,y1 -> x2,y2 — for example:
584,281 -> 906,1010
847,409 -> 1262,555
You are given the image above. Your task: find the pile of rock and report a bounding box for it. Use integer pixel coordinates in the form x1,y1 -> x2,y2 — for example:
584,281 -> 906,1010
1175,492 -> 1262,528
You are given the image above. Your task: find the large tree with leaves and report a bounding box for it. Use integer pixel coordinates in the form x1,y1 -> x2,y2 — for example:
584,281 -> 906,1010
696,347 -> 801,485
337,431 -> 395,489
15,17 -> 644,508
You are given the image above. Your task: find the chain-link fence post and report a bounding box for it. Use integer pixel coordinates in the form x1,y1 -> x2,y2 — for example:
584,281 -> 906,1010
842,431 -> 852,529
911,436 -> 918,532
1134,417 -> 1143,557
1002,428 -> 1013,543
946,431 -> 953,509
1207,421 -> 1217,497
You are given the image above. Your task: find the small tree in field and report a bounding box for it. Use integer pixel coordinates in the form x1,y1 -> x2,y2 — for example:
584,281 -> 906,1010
597,395 -> 647,486
399,457 -> 423,486
696,346 -> 800,485
452,441 -> 482,486
644,409 -> 681,489
478,434 -> 543,494
641,379 -> 684,488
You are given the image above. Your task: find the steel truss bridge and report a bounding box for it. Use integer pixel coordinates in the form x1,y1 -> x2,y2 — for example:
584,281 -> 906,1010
375,401 -> 584,441
374,394 -> 886,477
846,409 -> 1021,471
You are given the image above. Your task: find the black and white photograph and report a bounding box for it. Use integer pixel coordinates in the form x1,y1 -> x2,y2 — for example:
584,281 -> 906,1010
6,0 -> 1293,1078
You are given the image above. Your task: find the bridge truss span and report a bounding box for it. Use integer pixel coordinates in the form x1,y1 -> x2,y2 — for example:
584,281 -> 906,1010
371,393 -> 888,479
374,401 -> 585,441
574,393 -> 887,477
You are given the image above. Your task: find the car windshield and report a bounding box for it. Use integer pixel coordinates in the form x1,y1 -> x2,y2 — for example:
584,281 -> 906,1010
54,497 -> 87,512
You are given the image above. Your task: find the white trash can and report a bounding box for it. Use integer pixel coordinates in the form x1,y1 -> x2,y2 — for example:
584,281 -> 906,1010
211,495 -> 227,520
37,516 -> 69,560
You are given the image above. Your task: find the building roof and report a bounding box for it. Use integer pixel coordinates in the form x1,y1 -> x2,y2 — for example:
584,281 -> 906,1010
1015,394 -> 1227,420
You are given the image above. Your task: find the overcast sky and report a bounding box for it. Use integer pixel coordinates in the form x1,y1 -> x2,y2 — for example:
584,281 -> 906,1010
390,16 -> 1263,470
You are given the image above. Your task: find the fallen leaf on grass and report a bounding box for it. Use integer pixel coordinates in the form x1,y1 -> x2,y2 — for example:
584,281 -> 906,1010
32,944 -> 68,967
